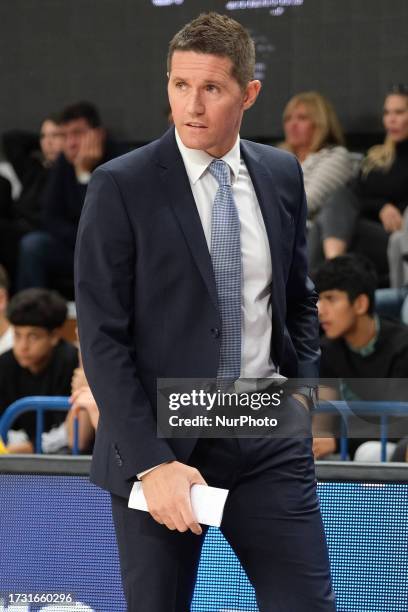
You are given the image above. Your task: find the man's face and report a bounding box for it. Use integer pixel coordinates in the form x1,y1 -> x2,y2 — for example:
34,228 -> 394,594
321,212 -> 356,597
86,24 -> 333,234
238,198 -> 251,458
40,120 -> 64,164
317,290 -> 358,339
61,118 -> 93,164
13,326 -> 58,373
168,51 -> 260,158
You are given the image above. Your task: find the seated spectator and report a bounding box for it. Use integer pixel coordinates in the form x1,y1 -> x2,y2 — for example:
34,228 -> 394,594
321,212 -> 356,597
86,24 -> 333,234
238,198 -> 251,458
313,255 -> 408,460
280,91 -> 353,223
71,364 -> 88,393
387,217 -> 408,289
0,288 -> 78,453
0,265 -> 13,354
0,175 -> 12,217
1,117 -> 63,285
16,101 -> 115,291
310,85 -> 408,283
64,342 -> 98,453
66,384 -> 99,453
21,341 -> 98,455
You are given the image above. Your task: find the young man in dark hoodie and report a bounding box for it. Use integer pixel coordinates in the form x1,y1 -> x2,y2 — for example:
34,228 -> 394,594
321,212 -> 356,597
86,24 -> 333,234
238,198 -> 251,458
314,254 -> 408,460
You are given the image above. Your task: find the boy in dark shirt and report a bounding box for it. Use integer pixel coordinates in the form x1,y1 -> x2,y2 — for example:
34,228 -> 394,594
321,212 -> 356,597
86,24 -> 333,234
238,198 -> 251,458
0,288 -> 78,453
313,255 -> 408,459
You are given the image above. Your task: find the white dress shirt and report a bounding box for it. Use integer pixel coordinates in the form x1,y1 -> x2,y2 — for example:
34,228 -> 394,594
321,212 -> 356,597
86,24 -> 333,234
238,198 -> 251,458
175,129 -> 275,379
137,132 -> 276,481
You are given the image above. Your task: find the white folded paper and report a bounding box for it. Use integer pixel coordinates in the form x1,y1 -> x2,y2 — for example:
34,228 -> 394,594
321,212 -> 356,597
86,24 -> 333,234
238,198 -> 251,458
128,482 -> 229,527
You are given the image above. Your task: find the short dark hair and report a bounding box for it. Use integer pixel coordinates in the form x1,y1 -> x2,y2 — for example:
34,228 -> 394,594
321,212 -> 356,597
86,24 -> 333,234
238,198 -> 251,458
41,113 -> 61,126
59,101 -> 101,128
0,265 -> 9,292
167,12 -> 255,90
314,255 -> 378,315
7,289 -> 67,330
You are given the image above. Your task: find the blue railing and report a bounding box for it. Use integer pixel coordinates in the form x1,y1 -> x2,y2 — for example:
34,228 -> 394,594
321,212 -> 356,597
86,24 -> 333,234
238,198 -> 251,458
1,397 -> 408,460
0,396 -> 77,454
317,400 -> 408,461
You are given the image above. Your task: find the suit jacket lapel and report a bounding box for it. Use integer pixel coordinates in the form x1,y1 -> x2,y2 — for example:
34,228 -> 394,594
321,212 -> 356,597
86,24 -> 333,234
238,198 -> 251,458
156,129 -> 219,311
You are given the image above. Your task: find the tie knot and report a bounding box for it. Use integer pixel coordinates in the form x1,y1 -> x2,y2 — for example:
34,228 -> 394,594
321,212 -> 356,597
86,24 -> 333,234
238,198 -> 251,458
208,159 -> 231,187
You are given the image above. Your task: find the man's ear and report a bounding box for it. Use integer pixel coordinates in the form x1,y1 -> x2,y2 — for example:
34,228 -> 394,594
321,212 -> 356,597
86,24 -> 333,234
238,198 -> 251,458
353,294 -> 370,316
50,328 -> 62,347
0,288 -> 7,313
243,80 -> 262,111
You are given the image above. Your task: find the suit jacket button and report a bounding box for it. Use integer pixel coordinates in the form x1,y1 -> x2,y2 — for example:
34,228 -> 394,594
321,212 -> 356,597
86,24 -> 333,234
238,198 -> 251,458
113,444 -> 123,467
211,327 -> 220,338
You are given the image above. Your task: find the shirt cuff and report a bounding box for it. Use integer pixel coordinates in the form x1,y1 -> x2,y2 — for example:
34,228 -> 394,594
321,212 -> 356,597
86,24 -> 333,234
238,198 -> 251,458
137,462 -> 169,480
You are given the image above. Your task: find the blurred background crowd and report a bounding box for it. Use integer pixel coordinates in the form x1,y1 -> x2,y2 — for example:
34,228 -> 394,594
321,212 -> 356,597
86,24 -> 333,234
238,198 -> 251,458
0,1 -> 407,464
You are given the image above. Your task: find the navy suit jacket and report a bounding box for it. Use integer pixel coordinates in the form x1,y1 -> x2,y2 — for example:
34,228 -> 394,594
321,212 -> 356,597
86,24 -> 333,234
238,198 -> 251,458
74,127 -> 320,498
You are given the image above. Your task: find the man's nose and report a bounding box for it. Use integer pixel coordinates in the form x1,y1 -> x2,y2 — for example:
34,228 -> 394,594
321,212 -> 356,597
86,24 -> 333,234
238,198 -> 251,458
17,340 -> 29,352
186,90 -> 204,115
66,134 -> 77,146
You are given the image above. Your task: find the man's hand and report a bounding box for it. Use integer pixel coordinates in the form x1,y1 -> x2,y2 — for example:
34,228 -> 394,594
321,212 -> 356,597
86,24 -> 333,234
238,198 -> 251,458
70,385 -> 99,430
71,366 -> 88,393
140,461 -> 207,535
74,128 -> 105,174
379,203 -> 403,233
313,437 -> 336,459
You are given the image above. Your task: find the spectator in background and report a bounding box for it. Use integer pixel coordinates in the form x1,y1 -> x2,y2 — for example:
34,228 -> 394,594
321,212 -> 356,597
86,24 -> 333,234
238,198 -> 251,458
0,117 -> 63,285
0,175 -> 12,217
0,265 -> 13,354
16,102 -> 114,291
66,384 -> 99,453
314,255 -> 408,461
280,91 -> 353,224
65,340 -> 98,454
0,288 -> 78,453
310,86 -> 408,283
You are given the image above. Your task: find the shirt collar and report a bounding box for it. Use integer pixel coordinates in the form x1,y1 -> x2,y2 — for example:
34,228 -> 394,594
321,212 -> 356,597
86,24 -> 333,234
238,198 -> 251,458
346,315 -> 381,357
175,128 -> 241,185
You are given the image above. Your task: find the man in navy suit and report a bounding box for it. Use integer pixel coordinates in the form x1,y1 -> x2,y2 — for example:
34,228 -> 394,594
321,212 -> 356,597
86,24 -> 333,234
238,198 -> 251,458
75,12 -> 335,612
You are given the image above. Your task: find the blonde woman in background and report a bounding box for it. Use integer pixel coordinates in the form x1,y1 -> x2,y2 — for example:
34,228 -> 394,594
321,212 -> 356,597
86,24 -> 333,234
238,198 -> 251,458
280,91 -> 353,222
309,86 -> 408,283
